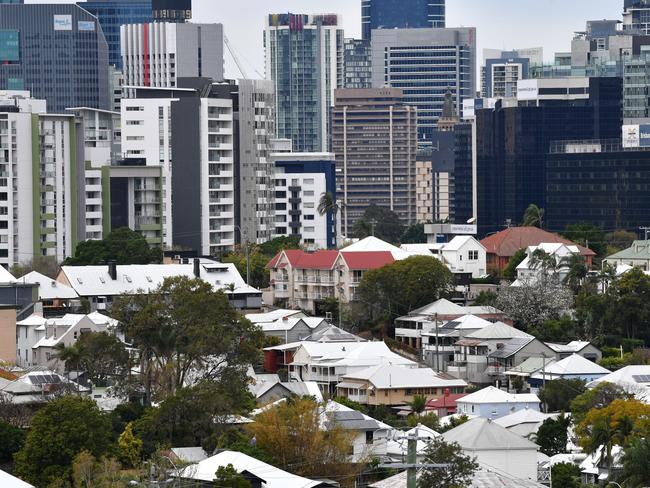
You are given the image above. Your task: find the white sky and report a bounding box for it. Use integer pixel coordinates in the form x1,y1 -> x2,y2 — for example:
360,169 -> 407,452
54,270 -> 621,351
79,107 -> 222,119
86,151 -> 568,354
30,0 -> 623,79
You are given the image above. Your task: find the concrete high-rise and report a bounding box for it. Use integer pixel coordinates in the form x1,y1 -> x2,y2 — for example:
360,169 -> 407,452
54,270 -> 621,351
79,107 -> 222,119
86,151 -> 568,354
121,22 -> 224,90
344,39 -> 372,89
0,3 -> 109,112
264,14 -> 344,152
370,28 -> 477,148
78,0 -> 152,69
362,0 -> 445,40
332,88 -> 418,235
623,0 -> 650,34
236,79 -> 277,245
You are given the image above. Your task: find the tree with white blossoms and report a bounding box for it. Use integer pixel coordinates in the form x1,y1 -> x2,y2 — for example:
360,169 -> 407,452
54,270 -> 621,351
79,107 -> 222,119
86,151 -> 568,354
496,277 -> 574,329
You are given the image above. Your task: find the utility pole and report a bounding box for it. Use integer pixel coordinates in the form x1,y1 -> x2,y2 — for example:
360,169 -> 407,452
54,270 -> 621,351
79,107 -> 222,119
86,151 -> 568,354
407,433 -> 417,488
245,239 -> 250,285
434,313 -> 440,372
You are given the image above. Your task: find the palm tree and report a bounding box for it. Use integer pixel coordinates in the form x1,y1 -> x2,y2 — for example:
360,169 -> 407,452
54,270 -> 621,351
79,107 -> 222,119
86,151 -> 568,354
562,253 -> 588,292
409,394 -> 428,416
317,192 -> 343,248
522,204 -> 545,228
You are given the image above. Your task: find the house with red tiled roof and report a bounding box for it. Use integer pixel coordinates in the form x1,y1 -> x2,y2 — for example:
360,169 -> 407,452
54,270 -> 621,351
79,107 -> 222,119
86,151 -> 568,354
480,227 -> 595,273
267,243 -> 397,312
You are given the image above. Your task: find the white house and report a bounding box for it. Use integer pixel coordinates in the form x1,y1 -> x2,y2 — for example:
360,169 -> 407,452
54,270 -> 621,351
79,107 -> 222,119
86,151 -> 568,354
545,340 -> 602,362
287,341 -> 417,394
586,365 -> 650,401
456,386 -> 540,419
528,354 -> 610,389
180,450 -> 331,488
401,236 -> 487,278
442,417 -> 540,482
513,243 -> 582,286
604,240 -> 650,271
16,270 -> 78,314
494,408 -> 559,438
57,259 -> 261,311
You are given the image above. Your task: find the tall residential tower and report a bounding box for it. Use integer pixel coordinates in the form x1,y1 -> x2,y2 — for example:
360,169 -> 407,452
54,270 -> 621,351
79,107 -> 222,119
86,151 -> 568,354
362,0 -> 445,40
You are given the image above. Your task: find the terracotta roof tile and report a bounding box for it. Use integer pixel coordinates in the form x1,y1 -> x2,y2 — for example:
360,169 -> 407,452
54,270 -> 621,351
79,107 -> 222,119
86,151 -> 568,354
340,251 -> 395,270
267,249 -> 340,270
480,227 -> 595,258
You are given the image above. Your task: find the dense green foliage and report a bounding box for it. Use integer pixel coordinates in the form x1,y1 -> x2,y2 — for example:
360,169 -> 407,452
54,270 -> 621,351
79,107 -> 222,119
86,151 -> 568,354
0,418 -> 25,462
10,255 -> 59,279
539,379 -> 586,412
64,227 -> 162,265
536,414 -> 571,456
418,437 -> 478,488
215,464 -> 253,488
353,205 -> 404,243
503,248 -> 527,281
522,203 -> 545,228
401,223 -> 426,244
561,222 -> 606,257
551,462 -> 582,488
14,396 -> 114,487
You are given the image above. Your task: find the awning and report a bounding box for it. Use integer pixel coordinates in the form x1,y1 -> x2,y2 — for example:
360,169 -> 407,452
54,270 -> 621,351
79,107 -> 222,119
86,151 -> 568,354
336,382 -> 364,389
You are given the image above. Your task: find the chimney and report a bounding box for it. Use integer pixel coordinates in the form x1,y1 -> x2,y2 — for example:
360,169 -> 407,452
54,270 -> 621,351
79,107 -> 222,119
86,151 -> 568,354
108,261 -> 117,281
193,258 -> 200,278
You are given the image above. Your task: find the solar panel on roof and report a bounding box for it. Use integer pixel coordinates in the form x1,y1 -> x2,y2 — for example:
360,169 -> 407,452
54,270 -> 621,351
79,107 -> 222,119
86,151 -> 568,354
632,374 -> 650,383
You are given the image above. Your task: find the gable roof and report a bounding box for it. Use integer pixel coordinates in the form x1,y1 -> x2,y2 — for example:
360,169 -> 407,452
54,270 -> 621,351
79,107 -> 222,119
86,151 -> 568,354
246,309 -> 306,324
268,249 -> 340,270
0,469 -> 34,488
488,337 -> 537,359
340,364 -> 467,389
304,324 -> 366,343
17,271 -> 78,300
442,314 -> 493,330
464,322 -> 532,340
342,236 -> 405,255
339,251 -> 395,270
530,354 -> 610,378
607,240 -> 650,260
442,417 -> 539,451
0,266 -> 16,284
545,340 -> 593,354
442,235 -> 485,252
480,227 -> 595,258
505,357 -> 549,376
585,365 -> 650,391
426,393 -> 467,410
409,298 -> 466,316
457,386 -> 540,405
493,408 -> 557,429
180,450 -> 325,488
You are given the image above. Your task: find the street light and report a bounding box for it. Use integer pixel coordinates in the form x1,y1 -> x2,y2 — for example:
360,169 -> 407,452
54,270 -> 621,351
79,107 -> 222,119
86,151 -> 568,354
233,225 -> 250,285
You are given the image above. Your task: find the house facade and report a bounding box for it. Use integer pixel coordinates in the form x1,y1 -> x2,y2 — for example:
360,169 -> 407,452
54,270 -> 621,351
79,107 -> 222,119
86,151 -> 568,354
456,386 -> 540,419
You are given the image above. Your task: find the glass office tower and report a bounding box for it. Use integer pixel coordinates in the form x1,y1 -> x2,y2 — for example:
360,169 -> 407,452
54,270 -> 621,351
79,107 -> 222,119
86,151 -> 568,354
79,0 -> 152,69
362,0 -> 445,40
0,3 -> 109,111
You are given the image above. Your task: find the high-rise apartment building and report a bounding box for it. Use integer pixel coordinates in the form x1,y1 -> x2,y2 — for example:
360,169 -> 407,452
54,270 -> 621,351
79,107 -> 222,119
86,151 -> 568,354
271,151 -> 337,249
361,0 -> 445,40
623,0 -> 650,34
481,48 -> 542,98
370,28 -> 477,147
332,88 -> 418,235
264,13 -> 344,152
0,92 -> 80,267
344,39 -> 372,89
121,79 -> 236,256
0,4 -> 109,112
152,0 -> 191,23
237,79 -> 277,245
78,0 -> 152,69
121,22 -> 224,90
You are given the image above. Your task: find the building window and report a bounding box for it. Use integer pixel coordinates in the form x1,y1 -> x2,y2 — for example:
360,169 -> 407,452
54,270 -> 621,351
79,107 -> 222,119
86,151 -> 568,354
365,431 -> 374,445
468,250 -> 479,261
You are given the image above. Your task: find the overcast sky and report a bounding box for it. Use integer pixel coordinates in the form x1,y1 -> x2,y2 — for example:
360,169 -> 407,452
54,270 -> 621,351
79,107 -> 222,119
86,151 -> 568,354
30,0 -> 623,79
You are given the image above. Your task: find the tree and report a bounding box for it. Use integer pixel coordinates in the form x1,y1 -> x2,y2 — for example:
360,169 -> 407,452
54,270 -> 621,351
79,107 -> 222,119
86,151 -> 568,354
538,379 -> 586,413
356,255 -> 454,327
418,437 -> 478,488
353,205 -> 404,244
529,315 -> 579,343
258,236 -> 301,256
14,396 -> 114,487
409,394 -> 427,415
536,414 -> 571,456
570,382 -> 631,426
562,253 -> 589,294
562,223 -> 605,257
110,276 -> 263,405
71,450 -> 125,488
620,437 -> 650,487
214,464 -> 252,488
495,278 -> 573,329
401,223 -> 426,244
472,290 -> 497,306
223,247 -> 271,289
247,397 -> 360,483
407,412 -> 441,432
503,248 -> 527,281
11,255 -> 59,279
522,204 -> 545,228
606,268 -> 650,343
0,418 -> 25,462
317,191 -> 343,247
55,331 -> 129,387
64,227 -> 162,266
550,462 -> 581,488
118,422 -> 142,468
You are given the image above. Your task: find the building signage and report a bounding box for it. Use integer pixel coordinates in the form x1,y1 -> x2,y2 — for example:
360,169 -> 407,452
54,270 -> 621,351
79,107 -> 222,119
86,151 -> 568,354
53,15 -> 73,31
78,21 -> 96,32
517,79 -> 539,101
623,124 -> 650,148
450,224 -> 478,235
425,224 -> 478,236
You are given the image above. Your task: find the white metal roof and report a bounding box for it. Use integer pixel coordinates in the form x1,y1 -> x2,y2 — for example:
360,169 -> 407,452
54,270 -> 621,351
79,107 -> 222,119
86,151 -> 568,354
340,363 -> 466,389
246,309 -> 306,324
0,469 -> 34,488
442,235 -> 483,252
442,417 -> 539,451
258,317 -> 328,333
545,341 -> 591,353
409,298 -> 466,316
60,259 -> 260,297
586,365 -> 650,401
342,236 -> 412,260
180,450 -> 324,488
0,266 -> 16,284
493,408 -> 557,429
443,314 -> 493,330
530,354 -> 610,379
17,271 -> 78,300
457,386 -> 540,405
369,469 -> 546,488
16,313 -> 47,327
296,341 -> 416,368
464,322 -> 533,340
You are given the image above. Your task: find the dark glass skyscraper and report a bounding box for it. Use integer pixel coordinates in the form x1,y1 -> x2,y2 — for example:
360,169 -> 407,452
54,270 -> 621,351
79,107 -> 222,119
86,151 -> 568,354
362,0 -> 445,40
0,3 -> 109,112
79,0 -> 152,69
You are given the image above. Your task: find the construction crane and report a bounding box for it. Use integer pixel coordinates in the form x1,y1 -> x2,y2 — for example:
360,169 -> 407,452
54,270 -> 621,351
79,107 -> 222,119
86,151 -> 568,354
224,34 -> 263,79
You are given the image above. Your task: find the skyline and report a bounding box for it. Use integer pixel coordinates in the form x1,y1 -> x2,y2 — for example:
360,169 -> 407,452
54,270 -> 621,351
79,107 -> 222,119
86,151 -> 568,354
30,0 -> 623,79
